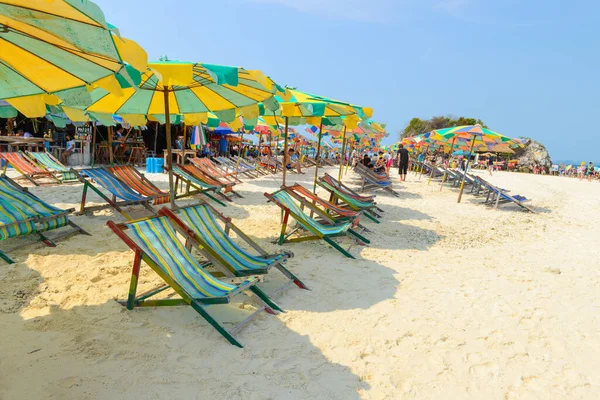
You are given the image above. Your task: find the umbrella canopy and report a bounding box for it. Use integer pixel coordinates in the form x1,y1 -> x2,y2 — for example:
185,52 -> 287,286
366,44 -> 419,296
261,88 -> 373,187
86,59 -> 281,208
262,89 -> 371,127
0,0 -> 147,116
86,60 -> 282,126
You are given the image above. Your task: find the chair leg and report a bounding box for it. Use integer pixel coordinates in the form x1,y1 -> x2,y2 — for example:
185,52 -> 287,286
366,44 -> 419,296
126,250 -> 142,310
249,286 -> 284,313
190,300 -> 244,348
324,237 -> 355,259
0,249 -> 15,264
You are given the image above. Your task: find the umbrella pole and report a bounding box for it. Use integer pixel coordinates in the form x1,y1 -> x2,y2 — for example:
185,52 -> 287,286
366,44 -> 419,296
236,131 -> 244,175
457,135 -> 477,203
345,143 -> 352,175
108,126 -> 114,165
163,89 -> 175,209
91,122 -> 97,167
440,137 -> 456,191
312,122 -> 323,193
419,145 -> 428,180
182,124 -> 188,151
282,117 -> 289,186
153,121 -> 159,154
338,126 -> 347,182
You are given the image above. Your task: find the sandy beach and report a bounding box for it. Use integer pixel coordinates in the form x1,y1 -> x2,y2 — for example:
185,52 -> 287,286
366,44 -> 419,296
1,167 -> 600,399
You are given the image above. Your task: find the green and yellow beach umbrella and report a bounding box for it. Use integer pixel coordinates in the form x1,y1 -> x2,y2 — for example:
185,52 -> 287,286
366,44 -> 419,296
85,58 -> 282,207
0,0 -> 147,116
262,89 -> 372,186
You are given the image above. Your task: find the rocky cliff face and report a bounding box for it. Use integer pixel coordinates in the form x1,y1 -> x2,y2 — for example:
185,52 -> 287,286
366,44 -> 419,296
513,139 -> 552,169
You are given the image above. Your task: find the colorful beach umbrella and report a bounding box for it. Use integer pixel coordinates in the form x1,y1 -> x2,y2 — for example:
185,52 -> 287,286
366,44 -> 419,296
0,0 -> 147,116
86,58 -> 282,207
262,88 -> 373,187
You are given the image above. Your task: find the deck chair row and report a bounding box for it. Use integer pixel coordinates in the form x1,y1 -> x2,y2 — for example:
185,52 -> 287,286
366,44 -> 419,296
108,203 -> 308,347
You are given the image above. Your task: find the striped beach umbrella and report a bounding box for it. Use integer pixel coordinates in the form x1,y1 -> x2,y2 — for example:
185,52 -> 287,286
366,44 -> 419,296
86,58 -> 282,207
0,0 -> 147,116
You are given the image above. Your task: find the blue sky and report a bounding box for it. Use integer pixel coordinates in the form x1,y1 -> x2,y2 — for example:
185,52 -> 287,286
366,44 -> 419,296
96,0 -> 599,161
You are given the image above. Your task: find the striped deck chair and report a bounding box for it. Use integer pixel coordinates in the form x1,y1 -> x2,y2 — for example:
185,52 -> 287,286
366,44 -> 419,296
321,173 -> 377,204
184,164 -> 242,199
284,184 -> 366,224
354,164 -> 400,197
108,165 -> 169,205
25,152 -> 77,182
474,177 -> 535,213
0,152 -> 61,186
107,215 -> 283,347
0,175 -> 88,263
171,164 -> 230,206
159,205 -> 308,296
317,175 -> 383,223
190,157 -> 242,184
215,157 -> 257,178
73,168 -> 154,220
264,190 -> 370,259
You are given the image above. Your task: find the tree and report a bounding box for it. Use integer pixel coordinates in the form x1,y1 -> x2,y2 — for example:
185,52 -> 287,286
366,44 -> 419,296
398,115 -> 488,140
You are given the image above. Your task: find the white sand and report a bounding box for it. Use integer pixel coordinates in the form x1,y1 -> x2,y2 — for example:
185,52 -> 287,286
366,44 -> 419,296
1,167 -> 600,399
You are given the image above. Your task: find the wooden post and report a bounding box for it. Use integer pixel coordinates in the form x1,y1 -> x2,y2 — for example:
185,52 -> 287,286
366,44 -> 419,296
91,122 -> 97,167
153,121 -> 159,154
282,117 -> 289,186
164,89 -> 175,208
457,135 -> 477,203
312,121 -> 323,193
108,126 -> 113,165
338,125 -> 347,182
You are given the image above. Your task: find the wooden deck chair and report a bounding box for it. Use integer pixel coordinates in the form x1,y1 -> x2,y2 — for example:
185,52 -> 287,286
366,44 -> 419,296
316,180 -> 382,223
474,177 -> 535,212
232,156 -> 265,176
214,157 -> 257,179
25,151 -> 78,182
321,173 -> 378,204
282,184 -> 374,232
0,152 -> 61,186
159,205 -> 309,296
354,163 -> 400,197
170,164 -> 231,206
0,175 -> 88,264
190,157 -> 242,184
107,215 -> 283,347
72,168 -> 155,220
108,165 -> 169,205
264,190 -> 370,259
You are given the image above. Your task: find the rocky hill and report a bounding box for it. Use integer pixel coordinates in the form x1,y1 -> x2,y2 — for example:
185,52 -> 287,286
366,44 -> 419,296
513,138 -> 552,170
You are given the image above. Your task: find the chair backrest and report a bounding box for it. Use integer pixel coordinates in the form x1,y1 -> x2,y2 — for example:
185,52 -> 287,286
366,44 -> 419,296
0,175 -> 67,239
27,152 -> 68,172
81,169 -> 147,201
272,191 -> 347,235
109,166 -> 165,197
126,216 -> 236,298
173,165 -> 216,189
177,205 -> 268,271
0,152 -> 42,174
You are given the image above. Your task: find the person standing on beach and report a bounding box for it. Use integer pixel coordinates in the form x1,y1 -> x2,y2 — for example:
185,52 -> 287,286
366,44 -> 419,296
488,157 -> 494,176
397,144 -> 409,182
587,162 -> 595,182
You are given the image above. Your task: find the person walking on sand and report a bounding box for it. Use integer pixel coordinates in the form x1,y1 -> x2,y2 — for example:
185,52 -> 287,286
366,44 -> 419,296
488,157 -> 494,176
586,162 -> 595,182
397,144 -> 409,182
